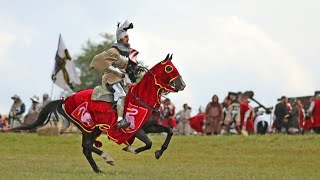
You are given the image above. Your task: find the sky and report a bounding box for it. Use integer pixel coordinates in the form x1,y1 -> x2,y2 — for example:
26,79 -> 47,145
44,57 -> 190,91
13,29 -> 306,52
0,0 -> 319,116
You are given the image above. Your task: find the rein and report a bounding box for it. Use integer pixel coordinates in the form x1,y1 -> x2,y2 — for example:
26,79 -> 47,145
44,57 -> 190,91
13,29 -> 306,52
128,66 -> 159,112
129,90 -> 158,112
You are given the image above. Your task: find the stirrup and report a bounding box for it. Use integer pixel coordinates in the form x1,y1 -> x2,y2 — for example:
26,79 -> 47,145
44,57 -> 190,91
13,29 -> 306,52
116,119 -> 131,129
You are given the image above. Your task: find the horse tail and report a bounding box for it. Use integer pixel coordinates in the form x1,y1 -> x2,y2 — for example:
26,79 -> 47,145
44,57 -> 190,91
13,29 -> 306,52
10,100 -> 64,131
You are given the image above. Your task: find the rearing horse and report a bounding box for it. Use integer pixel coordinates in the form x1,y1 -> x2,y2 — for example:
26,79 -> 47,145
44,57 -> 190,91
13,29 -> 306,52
11,54 -> 186,173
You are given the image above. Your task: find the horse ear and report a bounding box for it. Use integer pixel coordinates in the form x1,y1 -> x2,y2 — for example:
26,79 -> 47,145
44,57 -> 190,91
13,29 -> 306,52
165,53 -> 170,60
169,54 -> 173,61
161,53 -> 170,64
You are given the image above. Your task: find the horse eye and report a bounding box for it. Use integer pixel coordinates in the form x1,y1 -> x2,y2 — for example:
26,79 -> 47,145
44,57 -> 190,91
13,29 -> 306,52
165,65 -> 173,73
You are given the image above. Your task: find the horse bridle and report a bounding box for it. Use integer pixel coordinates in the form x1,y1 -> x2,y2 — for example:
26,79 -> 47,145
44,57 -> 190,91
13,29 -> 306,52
129,91 -> 158,112
127,66 -> 174,112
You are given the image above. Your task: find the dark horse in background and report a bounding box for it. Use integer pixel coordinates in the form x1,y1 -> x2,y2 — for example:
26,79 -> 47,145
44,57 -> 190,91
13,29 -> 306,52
11,54 -> 186,173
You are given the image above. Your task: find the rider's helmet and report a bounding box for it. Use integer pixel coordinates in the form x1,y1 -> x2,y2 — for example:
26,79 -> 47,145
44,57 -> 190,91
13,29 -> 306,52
116,20 -> 133,43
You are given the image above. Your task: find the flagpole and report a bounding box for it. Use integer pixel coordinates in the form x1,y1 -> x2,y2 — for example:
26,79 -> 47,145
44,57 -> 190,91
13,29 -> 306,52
50,81 -> 55,100
49,34 -> 60,101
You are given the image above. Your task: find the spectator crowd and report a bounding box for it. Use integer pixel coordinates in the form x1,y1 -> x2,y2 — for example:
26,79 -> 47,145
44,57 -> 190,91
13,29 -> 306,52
2,90 -> 320,136
0,93 -> 60,132
158,91 -> 320,136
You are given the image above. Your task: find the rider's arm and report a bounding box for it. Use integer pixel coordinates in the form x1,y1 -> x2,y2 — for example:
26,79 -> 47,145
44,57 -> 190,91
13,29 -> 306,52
243,109 -> 251,130
107,66 -> 125,78
114,55 -> 128,70
308,101 -> 315,113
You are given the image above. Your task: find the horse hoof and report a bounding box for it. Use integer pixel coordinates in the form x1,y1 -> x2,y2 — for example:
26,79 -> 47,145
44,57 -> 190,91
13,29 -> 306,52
94,169 -> 103,173
122,146 -> 128,152
106,160 -> 114,166
123,146 -> 137,154
155,150 -> 162,159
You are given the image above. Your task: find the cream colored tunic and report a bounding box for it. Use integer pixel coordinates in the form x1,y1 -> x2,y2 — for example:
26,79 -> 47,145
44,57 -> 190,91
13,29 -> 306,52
90,48 -> 128,85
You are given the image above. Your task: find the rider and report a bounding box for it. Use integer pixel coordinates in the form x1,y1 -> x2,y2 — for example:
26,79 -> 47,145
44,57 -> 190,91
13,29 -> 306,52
90,20 -> 139,129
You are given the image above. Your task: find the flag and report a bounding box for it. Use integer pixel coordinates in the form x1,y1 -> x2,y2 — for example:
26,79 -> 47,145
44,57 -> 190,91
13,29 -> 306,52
129,48 -> 139,64
51,34 -> 81,92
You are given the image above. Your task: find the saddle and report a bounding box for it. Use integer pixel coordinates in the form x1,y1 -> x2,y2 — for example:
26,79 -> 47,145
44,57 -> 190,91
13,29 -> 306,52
91,86 -> 114,103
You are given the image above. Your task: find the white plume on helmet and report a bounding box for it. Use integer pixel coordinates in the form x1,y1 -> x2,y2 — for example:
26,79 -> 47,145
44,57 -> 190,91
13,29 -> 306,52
116,20 -> 133,42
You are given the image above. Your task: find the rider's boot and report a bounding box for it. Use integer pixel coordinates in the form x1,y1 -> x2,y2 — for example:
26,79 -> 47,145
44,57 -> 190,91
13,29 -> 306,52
116,97 -> 131,129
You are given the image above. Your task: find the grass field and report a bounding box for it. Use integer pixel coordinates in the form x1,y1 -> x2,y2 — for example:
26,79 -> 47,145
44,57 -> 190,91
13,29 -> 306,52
0,133 -> 320,179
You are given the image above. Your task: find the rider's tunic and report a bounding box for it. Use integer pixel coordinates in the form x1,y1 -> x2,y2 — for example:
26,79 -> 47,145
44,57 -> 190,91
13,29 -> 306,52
90,47 -> 128,85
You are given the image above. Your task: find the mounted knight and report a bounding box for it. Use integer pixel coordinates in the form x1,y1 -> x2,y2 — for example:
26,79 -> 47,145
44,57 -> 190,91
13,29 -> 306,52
89,20 -> 141,129
10,21 -> 186,172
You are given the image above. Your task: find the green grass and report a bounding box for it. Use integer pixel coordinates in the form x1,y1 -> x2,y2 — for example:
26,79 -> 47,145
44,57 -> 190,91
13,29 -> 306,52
0,133 -> 320,179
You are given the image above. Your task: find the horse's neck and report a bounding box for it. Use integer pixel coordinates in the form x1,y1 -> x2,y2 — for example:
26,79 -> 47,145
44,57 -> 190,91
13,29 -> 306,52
133,72 -> 161,107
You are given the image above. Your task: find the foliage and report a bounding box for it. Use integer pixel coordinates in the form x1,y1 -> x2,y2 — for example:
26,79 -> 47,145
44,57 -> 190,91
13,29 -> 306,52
1,133 -> 320,179
73,34 -> 115,91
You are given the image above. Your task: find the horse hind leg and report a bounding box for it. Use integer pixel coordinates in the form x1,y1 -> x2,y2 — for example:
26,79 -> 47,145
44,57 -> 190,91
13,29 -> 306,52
58,107 -> 114,169
91,128 -> 114,166
82,132 -> 102,173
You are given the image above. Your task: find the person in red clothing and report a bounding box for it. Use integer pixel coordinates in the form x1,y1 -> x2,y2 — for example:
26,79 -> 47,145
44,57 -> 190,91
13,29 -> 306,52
160,98 -> 177,129
297,100 -> 305,131
0,114 -> 8,130
189,107 -> 205,134
240,92 -> 254,134
307,94 -> 320,134
304,116 -> 314,133
304,97 -> 314,133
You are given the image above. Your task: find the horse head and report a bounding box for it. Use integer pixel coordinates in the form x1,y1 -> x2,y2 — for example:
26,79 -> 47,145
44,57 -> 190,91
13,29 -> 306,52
149,54 -> 186,93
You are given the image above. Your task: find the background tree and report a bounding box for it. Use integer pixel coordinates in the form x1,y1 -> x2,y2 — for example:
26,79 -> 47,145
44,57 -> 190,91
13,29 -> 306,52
73,33 -> 114,91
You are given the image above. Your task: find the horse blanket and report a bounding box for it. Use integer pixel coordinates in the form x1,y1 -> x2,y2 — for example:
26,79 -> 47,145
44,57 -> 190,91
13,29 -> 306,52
64,88 -> 152,144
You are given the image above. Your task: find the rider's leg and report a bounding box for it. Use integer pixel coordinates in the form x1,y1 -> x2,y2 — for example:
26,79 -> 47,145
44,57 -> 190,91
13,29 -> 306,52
112,83 -> 130,129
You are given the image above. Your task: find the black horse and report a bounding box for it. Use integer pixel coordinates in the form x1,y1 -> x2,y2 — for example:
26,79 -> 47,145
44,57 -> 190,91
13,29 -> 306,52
11,54 -> 186,173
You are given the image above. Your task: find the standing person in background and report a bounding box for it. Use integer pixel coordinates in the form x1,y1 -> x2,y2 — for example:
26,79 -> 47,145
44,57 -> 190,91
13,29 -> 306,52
0,114 -> 8,130
240,92 -> 254,135
161,98 -> 177,129
177,104 -> 191,135
307,94 -> 320,134
274,96 -> 289,132
304,97 -> 314,133
220,96 -> 230,134
23,96 -> 41,132
8,94 -> 25,128
224,92 -> 240,134
40,93 -> 51,109
222,96 -> 230,117
287,99 -> 300,134
297,100 -> 305,133
204,95 -> 223,135
40,93 -> 57,126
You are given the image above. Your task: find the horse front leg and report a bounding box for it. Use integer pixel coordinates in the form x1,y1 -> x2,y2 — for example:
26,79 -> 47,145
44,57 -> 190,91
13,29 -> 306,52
122,145 -> 138,154
133,129 -> 153,154
145,124 -> 173,159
